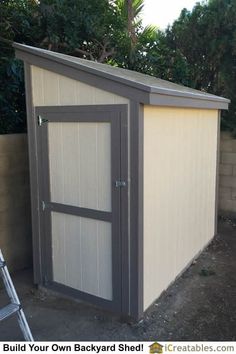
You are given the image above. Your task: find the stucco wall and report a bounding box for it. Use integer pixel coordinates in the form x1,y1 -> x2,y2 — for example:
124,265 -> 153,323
219,132 -> 236,218
0,134 -> 32,272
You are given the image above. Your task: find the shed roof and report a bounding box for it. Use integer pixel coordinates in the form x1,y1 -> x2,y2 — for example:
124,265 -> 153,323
14,43 -> 230,110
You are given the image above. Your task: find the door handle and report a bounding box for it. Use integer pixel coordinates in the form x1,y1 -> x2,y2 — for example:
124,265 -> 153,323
115,181 -> 126,188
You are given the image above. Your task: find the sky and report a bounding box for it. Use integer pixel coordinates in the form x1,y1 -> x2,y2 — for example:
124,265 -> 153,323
142,0 -> 199,29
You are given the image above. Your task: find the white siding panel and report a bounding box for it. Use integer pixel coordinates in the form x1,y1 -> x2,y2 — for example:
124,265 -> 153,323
48,123 -> 64,203
48,122 -> 111,211
31,66 -> 128,107
42,70 -> 59,105
97,123 -> 111,211
51,212 -> 112,300
97,221 -> 112,300
59,75 -> 77,105
31,66 -> 44,105
64,214 -> 82,290
61,123 -> 80,206
75,81 -> 94,105
79,123 -> 98,210
80,217 -> 99,296
51,212 -> 66,284
143,106 -> 218,310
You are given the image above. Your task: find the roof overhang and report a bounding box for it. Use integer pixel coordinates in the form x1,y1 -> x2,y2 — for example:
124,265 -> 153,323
14,43 -> 230,110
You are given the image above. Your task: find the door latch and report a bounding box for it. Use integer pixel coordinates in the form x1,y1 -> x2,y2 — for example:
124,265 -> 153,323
115,180 -> 126,188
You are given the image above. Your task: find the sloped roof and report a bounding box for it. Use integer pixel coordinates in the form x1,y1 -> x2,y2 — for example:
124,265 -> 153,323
14,43 -> 229,110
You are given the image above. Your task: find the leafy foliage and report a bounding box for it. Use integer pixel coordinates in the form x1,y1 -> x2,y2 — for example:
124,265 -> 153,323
0,58 -> 26,134
39,0 -> 119,61
0,0 -> 236,133
0,0 -> 41,133
163,0 -> 236,133
0,0 -> 158,134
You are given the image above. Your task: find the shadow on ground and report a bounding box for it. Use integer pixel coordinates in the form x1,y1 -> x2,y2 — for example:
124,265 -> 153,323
0,219 -> 235,341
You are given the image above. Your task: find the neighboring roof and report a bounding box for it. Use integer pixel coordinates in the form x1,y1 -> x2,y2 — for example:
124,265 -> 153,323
14,43 -> 230,110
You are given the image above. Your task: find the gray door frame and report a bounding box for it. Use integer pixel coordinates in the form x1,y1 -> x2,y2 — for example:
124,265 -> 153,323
35,104 -> 128,313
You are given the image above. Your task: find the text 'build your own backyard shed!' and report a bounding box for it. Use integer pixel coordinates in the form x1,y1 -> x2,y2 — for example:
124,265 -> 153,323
15,43 -> 229,319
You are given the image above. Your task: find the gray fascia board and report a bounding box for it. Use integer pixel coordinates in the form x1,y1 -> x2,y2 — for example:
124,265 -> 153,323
14,43 -> 230,109
150,86 -> 230,104
149,93 -> 230,110
15,48 -> 150,104
13,43 -> 152,94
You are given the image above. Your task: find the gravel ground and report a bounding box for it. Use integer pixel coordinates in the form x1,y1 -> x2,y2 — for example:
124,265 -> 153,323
0,219 -> 235,341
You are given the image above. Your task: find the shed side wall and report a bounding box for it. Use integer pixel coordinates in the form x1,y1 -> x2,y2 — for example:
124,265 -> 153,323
143,106 -> 218,310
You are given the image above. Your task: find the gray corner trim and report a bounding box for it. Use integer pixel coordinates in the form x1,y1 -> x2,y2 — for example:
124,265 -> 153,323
38,122 -> 52,284
16,50 -> 150,104
129,101 -> 144,319
15,44 -> 229,110
24,63 -> 42,284
120,106 -> 129,316
149,93 -> 229,110
214,111 -> 221,236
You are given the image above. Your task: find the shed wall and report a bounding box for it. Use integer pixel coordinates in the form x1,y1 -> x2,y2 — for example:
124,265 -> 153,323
31,66 -> 129,106
143,106 -> 218,310
29,65 -> 131,306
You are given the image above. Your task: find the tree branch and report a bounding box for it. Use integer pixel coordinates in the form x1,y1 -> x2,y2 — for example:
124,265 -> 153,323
0,36 -> 13,45
98,47 -> 115,63
74,48 -> 95,61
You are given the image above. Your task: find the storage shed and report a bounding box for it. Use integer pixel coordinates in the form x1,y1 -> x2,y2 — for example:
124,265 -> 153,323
14,43 -> 229,319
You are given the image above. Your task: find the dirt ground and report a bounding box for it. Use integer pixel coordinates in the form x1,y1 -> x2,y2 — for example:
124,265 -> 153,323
0,219 -> 235,341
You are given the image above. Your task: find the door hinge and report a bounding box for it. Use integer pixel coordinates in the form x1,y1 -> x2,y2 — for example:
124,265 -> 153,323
115,180 -> 126,188
42,200 -> 46,211
38,115 -> 48,126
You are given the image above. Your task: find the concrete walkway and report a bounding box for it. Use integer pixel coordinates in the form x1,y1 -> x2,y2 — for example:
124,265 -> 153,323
0,220 -> 235,341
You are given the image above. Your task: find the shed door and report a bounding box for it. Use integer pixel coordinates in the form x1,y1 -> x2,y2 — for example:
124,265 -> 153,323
36,105 -> 127,312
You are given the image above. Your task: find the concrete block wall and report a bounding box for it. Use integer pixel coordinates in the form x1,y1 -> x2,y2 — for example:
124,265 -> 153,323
0,134 -> 32,272
219,132 -> 236,218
